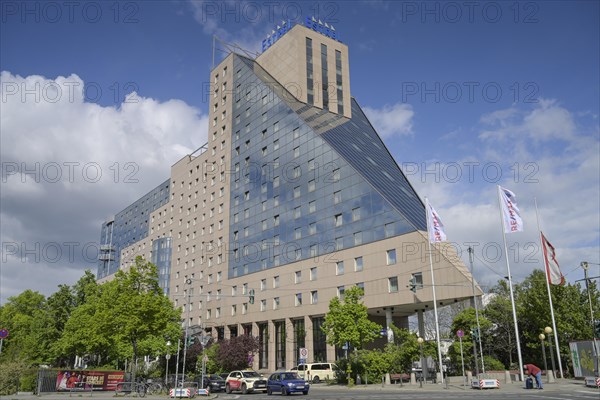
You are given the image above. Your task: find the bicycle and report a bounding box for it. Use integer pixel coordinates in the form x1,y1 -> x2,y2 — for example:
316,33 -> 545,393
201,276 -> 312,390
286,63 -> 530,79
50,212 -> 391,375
115,381 -> 147,397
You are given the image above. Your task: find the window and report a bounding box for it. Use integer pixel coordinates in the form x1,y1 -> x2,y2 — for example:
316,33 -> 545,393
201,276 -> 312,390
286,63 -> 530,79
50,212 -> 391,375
337,286 -> 345,299
310,267 -> 317,281
309,201 -> 316,213
294,227 -> 302,239
274,214 -> 280,226
386,249 -> 397,265
336,261 -> 344,275
294,206 -> 301,219
354,256 -> 363,271
295,293 -> 302,306
413,272 -> 424,289
293,186 -> 300,198
273,275 -> 280,288
311,290 -> 318,304
260,299 -> 267,311
385,222 -> 395,237
295,270 -> 302,284
333,191 -> 341,204
334,214 -> 343,227
354,231 -> 362,245
308,179 -> 316,192
273,297 -> 280,310
294,146 -> 300,158
352,207 -> 360,221
231,305 -> 237,316
389,277 -> 399,292
335,237 -> 343,250
261,279 -> 267,291
308,222 -> 316,235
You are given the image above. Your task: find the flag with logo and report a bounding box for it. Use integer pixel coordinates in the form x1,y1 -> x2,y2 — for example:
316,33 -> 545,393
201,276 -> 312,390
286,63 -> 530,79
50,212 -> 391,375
541,232 -> 565,286
499,186 -> 524,233
426,200 -> 447,243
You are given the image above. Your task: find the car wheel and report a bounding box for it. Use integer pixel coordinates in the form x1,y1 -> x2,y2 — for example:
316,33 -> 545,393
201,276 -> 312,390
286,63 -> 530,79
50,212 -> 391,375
241,383 -> 248,394
302,391 -> 308,395
312,376 -> 320,384
225,384 -> 231,394
267,387 -> 272,395
281,386 -> 287,396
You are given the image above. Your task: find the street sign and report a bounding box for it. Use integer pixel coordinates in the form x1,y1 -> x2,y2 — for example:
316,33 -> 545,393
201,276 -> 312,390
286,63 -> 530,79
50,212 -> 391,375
299,347 -> 308,359
299,358 -> 306,365
457,329 -> 464,338
0,329 -> 8,339
380,328 -> 387,336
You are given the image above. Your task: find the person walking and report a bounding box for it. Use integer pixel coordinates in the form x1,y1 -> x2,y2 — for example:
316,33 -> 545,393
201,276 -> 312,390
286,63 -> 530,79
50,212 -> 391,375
524,364 -> 543,389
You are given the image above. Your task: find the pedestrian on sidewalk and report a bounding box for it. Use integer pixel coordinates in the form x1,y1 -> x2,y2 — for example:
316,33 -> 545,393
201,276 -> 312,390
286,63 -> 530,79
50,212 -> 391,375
524,364 -> 543,389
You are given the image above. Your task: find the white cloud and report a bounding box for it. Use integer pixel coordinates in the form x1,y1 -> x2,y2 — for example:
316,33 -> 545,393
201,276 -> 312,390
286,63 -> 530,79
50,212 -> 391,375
363,103 -> 414,138
0,71 -> 208,302
479,98 -> 576,141
406,100 -> 599,289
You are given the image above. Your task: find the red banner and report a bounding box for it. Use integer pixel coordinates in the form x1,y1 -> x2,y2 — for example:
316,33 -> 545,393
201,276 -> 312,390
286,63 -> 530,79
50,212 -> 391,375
56,370 -> 125,391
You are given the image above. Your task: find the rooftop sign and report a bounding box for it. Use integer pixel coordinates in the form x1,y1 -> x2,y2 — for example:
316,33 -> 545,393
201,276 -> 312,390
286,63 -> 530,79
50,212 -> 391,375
261,20 -> 292,52
304,16 -> 340,42
261,17 -> 341,53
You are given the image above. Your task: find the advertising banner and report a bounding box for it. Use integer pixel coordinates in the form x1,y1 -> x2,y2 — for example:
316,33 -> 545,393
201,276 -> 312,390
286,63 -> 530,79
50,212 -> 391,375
56,370 -> 125,391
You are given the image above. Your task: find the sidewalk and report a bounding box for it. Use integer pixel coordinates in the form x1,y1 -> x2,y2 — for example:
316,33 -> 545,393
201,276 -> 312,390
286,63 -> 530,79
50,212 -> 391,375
314,377 -> 598,393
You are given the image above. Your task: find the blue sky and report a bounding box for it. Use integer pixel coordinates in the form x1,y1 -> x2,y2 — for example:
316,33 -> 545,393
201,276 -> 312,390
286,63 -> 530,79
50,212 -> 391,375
1,1 -> 599,302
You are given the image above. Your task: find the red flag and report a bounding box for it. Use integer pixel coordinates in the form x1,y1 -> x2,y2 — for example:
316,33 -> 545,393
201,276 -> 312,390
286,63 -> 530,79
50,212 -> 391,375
541,232 -> 565,286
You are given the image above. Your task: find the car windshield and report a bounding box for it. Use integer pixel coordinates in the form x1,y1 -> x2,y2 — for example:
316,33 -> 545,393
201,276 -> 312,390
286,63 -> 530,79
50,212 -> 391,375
242,371 -> 261,378
209,375 -> 222,380
283,373 -> 300,380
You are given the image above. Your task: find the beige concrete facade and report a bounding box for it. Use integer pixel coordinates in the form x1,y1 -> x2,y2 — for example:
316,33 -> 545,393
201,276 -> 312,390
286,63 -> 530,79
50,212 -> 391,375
113,22 -> 482,374
256,24 -> 351,119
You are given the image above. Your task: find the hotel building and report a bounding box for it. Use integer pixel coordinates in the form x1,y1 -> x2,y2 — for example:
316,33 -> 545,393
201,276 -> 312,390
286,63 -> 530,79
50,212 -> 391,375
97,19 -> 481,372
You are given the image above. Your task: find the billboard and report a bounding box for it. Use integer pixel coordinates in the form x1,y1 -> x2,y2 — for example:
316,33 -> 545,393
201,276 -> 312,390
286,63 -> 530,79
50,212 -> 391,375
56,370 -> 125,391
569,340 -> 600,377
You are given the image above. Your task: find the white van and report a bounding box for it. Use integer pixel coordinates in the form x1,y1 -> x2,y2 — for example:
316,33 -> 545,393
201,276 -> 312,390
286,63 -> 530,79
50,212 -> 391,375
290,363 -> 337,383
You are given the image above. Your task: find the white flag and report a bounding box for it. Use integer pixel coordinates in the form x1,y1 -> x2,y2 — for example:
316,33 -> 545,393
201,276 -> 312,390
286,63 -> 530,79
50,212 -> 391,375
541,232 -> 565,286
427,200 -> 447,243
499,186 -> 523,233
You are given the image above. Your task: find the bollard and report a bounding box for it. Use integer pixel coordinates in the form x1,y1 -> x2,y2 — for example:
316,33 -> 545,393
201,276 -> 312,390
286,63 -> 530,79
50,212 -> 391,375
504,370 -> 511,385
410,372 -> 416,385
385,372 -> 391,385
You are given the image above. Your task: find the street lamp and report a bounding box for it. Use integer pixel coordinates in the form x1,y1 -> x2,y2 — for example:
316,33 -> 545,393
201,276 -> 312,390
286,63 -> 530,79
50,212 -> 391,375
544,327 -> 556,380
165,341 -> 172,386
539,334 -> 548,382
417,337 -> 424,388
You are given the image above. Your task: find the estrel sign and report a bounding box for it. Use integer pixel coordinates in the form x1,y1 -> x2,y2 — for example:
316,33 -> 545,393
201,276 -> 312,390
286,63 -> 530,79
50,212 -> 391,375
261,20 -> 292,52
304,16 -> 340,42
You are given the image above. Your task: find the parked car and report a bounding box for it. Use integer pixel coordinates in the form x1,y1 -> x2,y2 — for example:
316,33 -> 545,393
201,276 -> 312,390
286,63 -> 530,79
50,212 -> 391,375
288,363 -> 337,383
225,370 -> 267,394
267,372 -> 309,395
197,374 -> 226,392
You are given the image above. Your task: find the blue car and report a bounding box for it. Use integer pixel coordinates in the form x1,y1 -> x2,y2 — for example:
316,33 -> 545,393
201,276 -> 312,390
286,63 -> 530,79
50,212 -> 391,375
267,372 -> 309,395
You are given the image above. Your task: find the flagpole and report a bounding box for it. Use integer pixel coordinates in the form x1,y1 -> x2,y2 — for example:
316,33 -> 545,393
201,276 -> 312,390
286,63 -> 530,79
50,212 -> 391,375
424,197 -> 445,385
497,186 -> 525,382
468,246 -> 486,374
534,198 -> 564,378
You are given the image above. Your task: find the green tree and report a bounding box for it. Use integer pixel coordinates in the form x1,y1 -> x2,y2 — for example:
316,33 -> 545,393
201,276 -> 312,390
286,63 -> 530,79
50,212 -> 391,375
58,257 -> 181,375
448,308 -> 492,372
321,286 -> 381,385
0,290 -> 50,364
483,280 -> 516,368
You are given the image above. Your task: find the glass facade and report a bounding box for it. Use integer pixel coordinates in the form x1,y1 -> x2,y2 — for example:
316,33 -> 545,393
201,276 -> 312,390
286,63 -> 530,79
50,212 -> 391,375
335,50 -> 343,114
97,179 -> 170,281
151,236 -> 172,295
227,55 -> 424,279
320,43 -> 329,110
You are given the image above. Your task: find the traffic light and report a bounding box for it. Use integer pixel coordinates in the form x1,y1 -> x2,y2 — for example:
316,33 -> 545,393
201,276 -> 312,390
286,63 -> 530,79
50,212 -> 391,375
409,276 -> 417,293
249,289 -> 255,304
471,327 -> 480,340
186,336 -> 196,346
